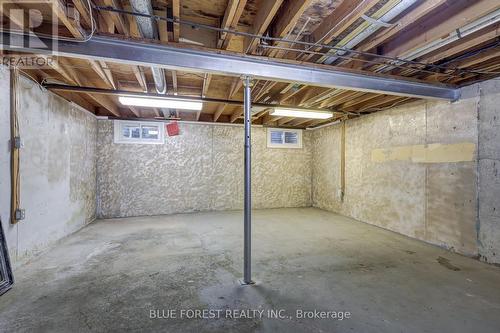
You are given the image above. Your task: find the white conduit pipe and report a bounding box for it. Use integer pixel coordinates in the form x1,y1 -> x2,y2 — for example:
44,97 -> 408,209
376,8 -> 500,72
323,0 -> 419,65
130,0 -> 167,94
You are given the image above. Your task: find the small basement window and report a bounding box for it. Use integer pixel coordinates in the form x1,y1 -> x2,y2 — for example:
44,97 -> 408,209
114,120 -> 164,144
267,128 -> 302,148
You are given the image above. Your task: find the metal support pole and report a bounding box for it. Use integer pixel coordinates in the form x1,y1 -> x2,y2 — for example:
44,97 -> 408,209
243,76 -> 254,285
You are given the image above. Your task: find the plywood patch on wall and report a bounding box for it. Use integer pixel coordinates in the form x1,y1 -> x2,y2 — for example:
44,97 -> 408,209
371,143 -> 476,164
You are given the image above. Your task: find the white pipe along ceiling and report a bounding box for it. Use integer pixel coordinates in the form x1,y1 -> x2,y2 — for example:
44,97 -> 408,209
376,8 -> 500,72
129,0 -> 167,94
322,0 -> 419,65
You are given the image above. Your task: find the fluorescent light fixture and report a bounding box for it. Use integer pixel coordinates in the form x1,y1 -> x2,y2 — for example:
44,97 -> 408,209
270,107 -> 333,119
118,96 -> 203,111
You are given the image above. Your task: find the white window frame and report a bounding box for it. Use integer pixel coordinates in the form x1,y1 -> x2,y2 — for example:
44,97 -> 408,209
113,120 -> 165,144
267,128 -> 303,149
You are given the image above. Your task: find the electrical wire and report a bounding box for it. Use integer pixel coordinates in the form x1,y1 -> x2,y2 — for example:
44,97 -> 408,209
297,0 -> 370,56
314,97 -> 412,126
438,40 -> 500,75
14,62 -> 208,79
360,98 -> 412,113
17,68 -> 45,90
2,2 -> 499,79
473,67 -> 500,75
3,3 -> 498,78
279,17 -> 311,58
92,5 -> 492,77
261,45 -> 460,78
0,0 -> 96,43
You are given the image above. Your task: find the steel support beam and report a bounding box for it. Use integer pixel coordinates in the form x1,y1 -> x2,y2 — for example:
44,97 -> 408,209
0,33 -> 460,100
243,76 -> 253,285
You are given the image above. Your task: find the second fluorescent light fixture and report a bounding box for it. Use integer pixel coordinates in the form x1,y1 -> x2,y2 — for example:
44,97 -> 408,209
270,107 -> 333,119
119,96 -> 203,111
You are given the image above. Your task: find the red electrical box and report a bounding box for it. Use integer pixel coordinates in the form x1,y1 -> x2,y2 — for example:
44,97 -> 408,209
166,121 -> 180,136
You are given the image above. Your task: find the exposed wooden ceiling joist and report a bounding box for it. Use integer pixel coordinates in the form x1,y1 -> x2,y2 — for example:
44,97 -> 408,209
244,0 -> 284,53
218,0 -> 247,49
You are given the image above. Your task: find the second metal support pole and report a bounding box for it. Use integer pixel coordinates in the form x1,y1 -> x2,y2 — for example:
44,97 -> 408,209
243,76 -> 253,285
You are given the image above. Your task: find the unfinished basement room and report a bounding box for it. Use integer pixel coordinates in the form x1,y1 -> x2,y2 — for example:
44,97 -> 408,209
1,0 -> 500,332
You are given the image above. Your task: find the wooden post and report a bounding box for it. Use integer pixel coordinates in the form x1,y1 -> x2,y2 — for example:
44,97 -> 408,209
340,120 -> 346,202
10,68 -> 21,224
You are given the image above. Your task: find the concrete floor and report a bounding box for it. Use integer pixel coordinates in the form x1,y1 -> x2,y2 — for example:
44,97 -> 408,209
1,208 -> 500,332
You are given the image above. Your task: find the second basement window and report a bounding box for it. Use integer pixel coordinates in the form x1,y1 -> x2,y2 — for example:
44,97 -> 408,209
114,120 -> 164,144
267,128 -> 302,149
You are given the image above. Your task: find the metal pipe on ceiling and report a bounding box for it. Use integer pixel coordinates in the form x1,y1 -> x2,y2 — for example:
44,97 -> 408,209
375,8 -> 500,73
90,5 -> 476,77
277,0 -> 417,107
322,0 -> 419,65
1,33 -> 460,101
129,0 -> 166,94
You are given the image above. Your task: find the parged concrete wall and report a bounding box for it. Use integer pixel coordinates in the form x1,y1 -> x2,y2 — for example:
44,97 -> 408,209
312,86 -> 480,257
0,67 -> 97,264
312,80 -> 500,264
97,121 -> 312,218
1,68 -> 497,266
478,79 -> 500,264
